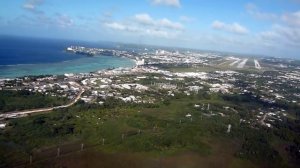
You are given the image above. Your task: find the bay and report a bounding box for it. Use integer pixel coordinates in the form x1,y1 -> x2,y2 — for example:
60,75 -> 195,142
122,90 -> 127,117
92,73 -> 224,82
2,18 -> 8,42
0,36 -> 135,78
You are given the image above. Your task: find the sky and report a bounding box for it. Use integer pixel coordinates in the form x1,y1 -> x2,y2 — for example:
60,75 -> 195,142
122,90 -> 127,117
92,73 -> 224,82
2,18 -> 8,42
0,0 -> 299,58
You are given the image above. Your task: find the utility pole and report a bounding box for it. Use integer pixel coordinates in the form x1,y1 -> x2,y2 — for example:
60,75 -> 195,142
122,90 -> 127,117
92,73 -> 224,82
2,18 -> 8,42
57,147 -> 60,157
81,143 -> 84,151
227,124 -> 232,133
29,155 -> 32,165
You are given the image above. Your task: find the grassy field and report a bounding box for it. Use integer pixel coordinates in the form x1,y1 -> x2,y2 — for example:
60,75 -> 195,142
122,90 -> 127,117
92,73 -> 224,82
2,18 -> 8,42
0,92 -> 298,167
165,65 -> 222,73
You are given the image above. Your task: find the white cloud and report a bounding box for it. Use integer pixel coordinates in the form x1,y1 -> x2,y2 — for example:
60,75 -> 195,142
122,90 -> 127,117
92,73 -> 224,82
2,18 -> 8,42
104,13 -> 184,39
134,13 -> 183,30
159,18 -> 183,30
22,0 -> 44,14
151,0 -> 181,8
179,16 -> 195,23
145,29 -> 170,38
246,3 -> 300,49
21,0 -> 76,29
134,13 -> 155,25
260,31 -> 280,40
212,20 -> 248,35
56,14 -> 73,28
104,22 -> 140,32
23,4 -> 35,10
245,3 -> 278,21
13,12 -> 74,29
259,24 -> 300,48
105,22 -> 175,38
246,3 -> 300,27
281,11 -> 300,27
105,22 -> 126,31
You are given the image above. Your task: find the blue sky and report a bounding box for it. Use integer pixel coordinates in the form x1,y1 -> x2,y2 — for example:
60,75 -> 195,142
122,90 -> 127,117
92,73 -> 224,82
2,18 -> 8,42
0,0 -> 299,58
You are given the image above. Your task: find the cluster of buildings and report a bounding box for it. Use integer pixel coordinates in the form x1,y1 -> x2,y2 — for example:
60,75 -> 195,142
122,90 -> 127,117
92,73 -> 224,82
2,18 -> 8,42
0,75 -> 81,100
140,50 -> 220,65
67,46 -> 223,66
66,46 -> 136,58
0,47 -> 299,130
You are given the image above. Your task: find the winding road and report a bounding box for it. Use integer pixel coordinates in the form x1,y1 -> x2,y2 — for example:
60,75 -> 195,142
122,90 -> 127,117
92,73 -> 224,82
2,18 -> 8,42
0,84 -> 85,119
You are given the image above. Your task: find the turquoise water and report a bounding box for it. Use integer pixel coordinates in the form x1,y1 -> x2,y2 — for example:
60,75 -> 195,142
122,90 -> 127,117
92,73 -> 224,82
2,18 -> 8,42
0,36 -> 136,78
0,56 -> 135,78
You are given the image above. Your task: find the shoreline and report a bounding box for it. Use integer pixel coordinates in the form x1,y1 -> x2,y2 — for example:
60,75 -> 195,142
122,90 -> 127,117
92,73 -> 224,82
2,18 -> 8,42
0,55 -> 136,79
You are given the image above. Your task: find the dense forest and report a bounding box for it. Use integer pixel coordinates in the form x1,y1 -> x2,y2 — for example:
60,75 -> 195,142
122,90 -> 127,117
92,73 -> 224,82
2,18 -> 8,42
0,90 -> 68,113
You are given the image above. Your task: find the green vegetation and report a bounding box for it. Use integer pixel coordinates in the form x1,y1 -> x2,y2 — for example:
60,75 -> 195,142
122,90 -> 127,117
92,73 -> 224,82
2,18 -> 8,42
158,64 -> 222,72
0,91 -> 299,167
0,90 -> 68,113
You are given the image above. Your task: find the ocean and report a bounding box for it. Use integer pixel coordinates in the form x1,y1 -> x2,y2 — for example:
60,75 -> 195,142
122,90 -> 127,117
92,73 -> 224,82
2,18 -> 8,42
0,36 -> 135,78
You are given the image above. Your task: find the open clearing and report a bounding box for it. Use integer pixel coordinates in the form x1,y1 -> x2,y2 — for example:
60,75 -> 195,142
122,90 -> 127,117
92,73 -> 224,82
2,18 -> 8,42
30,138 -> 257,168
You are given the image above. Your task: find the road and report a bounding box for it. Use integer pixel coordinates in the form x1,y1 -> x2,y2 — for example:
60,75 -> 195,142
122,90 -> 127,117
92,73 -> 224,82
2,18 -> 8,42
0,84 -> 84,119
254,59 -> 262,69
229,59 -> 241,66
259,113 -> 268,126
237,59 -> 248,68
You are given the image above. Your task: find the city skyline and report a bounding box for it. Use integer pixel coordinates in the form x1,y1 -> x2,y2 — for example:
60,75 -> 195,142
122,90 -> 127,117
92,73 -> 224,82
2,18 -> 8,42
0,0 -> 300,58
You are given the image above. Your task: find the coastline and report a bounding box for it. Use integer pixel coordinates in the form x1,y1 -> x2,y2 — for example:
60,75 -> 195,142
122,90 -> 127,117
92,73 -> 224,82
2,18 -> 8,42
0,55 -> 136,79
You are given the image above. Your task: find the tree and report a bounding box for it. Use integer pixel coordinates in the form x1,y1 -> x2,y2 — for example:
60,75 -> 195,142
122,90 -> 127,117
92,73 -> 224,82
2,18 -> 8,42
0,99 -> 5,111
